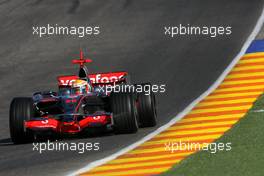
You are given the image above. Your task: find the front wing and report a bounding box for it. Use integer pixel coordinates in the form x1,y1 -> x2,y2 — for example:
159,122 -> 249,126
24,114 -> 112,134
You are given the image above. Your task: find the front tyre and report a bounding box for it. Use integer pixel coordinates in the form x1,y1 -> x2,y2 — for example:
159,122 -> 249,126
110,93 -> 138,134
9,97 -> 34,144
137,84 -> 157,127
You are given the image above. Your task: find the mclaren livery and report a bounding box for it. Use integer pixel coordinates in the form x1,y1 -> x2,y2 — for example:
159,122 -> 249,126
9,50 -> 157,144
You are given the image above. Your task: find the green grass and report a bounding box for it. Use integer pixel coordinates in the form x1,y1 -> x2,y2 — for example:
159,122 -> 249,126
161,94 -> 264,176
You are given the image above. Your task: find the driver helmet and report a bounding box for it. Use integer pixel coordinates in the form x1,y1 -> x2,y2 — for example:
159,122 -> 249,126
71,79 -> 91,95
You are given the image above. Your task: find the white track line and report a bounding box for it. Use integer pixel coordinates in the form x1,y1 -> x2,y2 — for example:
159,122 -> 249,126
68,7 -> 264,176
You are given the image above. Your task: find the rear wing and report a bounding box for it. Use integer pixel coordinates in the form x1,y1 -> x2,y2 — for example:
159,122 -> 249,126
89,71 -> 128,84
57,72 -> 128,87
57,50 -> 129,87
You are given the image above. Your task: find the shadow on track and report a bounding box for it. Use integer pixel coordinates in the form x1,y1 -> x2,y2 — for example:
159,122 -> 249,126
0,138 -> 12,146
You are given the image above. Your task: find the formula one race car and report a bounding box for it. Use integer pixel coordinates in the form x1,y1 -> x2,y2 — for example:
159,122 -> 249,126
9,50 -> 157,144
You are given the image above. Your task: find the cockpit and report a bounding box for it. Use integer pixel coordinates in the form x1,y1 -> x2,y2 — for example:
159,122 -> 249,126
58,86 -> 87,96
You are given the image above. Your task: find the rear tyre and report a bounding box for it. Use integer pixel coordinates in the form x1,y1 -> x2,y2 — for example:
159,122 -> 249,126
110,93 -> 138,134
137,83 -> 157,127
9,97 -> 34,144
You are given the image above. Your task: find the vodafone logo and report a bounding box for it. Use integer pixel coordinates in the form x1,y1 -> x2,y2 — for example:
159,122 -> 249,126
58,75 -> 79,86
59,79 -> 76,86
57,73 -> 126,85
90,74 -> 124,83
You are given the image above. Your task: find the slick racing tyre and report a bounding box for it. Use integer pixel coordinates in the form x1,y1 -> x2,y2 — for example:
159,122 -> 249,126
9,97 -> 35,144
137,83 -> 157,127
110,92 -> 138,134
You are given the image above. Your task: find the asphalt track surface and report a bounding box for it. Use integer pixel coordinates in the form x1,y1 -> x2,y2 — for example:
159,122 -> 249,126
0,0 -> 263,175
